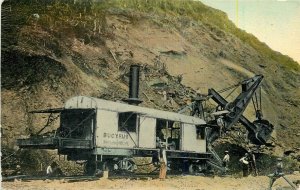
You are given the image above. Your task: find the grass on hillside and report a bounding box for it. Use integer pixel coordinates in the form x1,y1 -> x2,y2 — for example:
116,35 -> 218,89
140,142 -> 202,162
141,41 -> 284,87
107,0 -> 299,71
2,0 -> 299,71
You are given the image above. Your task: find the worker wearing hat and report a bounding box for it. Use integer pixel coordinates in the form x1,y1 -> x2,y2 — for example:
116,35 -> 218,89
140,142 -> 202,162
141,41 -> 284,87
268,157 -> 297,190
275,158 -> 283,175
222,150 -> 230,175
248,150 -> 258,176
239,153 -> 249,177
223,151 -> 230,169
190,94 -> 205,119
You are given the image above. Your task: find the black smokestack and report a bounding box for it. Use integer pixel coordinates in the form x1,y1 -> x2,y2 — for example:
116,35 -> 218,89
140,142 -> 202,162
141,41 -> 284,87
129,65 -> 140,100
124,65 -> 142,105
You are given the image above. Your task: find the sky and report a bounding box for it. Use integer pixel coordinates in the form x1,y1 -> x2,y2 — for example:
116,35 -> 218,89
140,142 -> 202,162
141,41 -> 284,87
200,0 -> 300,64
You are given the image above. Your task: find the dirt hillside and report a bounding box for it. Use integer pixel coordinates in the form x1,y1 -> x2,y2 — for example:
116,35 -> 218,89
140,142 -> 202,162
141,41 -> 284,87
1,0 -> 300,177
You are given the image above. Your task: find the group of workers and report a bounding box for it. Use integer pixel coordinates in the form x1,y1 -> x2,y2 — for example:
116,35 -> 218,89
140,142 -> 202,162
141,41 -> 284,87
223,151 -> 297,189
10,161 -> 62,177
13,151 -> 297,189
239,151 -> 258,177
156,148 -> 261,179
222,150 -> 258,177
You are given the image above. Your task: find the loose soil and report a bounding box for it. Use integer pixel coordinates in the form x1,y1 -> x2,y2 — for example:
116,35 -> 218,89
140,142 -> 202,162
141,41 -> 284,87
2,174 -> 300,190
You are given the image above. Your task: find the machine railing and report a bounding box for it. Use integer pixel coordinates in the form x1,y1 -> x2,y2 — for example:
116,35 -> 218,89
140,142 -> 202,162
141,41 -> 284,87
58,138 -> 93,149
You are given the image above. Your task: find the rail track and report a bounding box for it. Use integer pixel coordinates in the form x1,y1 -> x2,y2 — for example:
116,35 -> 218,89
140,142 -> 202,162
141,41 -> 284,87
2,172 -> 195,182
2,175 -> 100,182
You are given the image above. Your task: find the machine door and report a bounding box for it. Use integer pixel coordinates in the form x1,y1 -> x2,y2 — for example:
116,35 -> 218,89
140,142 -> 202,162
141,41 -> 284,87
138,116 -> 156,148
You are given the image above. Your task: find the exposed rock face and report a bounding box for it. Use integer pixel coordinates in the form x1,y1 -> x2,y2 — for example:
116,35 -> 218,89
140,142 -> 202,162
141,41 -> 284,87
1,1 -> 299,173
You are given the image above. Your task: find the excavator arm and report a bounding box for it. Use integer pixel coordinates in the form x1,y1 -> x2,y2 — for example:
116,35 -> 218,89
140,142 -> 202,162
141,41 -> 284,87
207,75 -> 274,144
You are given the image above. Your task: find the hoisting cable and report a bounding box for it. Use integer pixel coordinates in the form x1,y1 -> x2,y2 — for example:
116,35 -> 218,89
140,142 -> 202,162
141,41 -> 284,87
259,87 -> 262,112
36,114 -> 60,135
217,83 -> 241,94
224,85 -> 239,99
254,92 -> 259,111
1,152 -> 17,162
251,97 -> 257,113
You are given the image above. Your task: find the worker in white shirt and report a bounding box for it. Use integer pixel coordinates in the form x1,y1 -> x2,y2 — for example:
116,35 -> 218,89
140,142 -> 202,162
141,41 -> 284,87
46,164 -> 53,176
46,161 -> 63,176
239,153 -> 249,177
223,150 -> 230,169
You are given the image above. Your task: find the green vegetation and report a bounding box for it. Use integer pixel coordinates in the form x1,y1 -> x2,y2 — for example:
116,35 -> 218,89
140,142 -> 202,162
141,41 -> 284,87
106,0 -> 299,71
2,0 -> 299,71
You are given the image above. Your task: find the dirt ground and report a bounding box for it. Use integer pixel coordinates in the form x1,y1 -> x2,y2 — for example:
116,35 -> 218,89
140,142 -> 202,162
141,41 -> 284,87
2,174 -> 300,190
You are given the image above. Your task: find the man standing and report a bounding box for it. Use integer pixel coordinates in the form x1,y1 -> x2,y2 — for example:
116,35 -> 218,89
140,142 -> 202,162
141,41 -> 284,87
268,158 -> 297,190
217,116 -> 226,137
248,151 -> 258,176
191,94 -> 205,119
46,163 -> 53,176
222,150 -> 230,175
239,153 -> 249,177
159,147 -> 167,180
223,151 -> 230,168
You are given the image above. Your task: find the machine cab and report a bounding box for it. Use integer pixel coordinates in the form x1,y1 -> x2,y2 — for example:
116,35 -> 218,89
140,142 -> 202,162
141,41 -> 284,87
57,108 -> 96,149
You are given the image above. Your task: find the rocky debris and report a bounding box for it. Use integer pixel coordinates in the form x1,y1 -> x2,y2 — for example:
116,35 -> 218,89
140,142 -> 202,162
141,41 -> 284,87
160,50 -> 187,56
284,148 -> 300,163
1,148 -> 21,177
1,1 -> 300,177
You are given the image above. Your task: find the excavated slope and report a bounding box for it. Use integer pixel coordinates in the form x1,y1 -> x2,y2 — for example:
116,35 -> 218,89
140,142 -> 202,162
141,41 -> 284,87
1,1 -> 299,166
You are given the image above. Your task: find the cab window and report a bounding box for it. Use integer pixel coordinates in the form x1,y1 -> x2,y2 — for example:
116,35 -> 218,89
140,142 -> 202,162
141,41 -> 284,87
118,112 -> 137,132
196,126 -> 205,140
